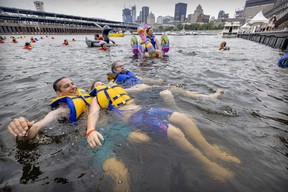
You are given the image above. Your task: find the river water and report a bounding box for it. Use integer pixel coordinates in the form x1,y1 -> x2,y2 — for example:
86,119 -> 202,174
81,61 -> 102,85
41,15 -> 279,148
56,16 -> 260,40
0,34 -> 287,191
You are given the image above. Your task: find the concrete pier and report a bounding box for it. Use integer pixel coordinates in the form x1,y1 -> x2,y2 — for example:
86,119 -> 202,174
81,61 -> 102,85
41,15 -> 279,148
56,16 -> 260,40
238,31 -> 288,51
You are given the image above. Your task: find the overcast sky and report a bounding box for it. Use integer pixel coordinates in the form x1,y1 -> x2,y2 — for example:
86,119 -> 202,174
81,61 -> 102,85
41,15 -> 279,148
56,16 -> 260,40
0,0 -> 247,21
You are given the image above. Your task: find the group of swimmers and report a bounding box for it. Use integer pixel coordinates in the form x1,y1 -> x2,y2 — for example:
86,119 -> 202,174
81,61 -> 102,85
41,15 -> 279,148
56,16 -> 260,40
7,59 -> 241,191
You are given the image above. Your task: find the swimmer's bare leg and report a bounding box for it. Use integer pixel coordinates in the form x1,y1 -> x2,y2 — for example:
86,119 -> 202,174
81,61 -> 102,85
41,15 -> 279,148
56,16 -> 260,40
167,124 -> 233,181
103,157 -> 130,192
168,112 -> 241,164
160,89 -> 177,106
128,131 -> 151,143
169,87 -> 224,100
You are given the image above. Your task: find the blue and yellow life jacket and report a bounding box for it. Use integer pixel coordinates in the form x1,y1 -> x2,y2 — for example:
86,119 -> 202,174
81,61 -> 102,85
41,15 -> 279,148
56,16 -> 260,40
106,71 -> 141,88
146,35 -> 156,49
278,53 -> 288,68
89,84 -> 133,110
50,89 -> 93,122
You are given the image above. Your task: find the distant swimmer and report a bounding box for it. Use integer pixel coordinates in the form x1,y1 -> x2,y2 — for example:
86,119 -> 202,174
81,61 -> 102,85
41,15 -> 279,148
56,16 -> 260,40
219,41 -> 230,50
23,42 -> 32,50
0,36 -> 4,43
94,34 -> 103,40
30,37 -> 36,43
63,39 -> 69,45
12,37 -> 18,43
277,53 -> 288,68
98,43 -> 110,51
72,38 -> 76,42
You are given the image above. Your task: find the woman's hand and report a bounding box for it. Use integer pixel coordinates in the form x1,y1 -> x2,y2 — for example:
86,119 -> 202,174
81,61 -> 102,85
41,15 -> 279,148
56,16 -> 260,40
87,130 -> 104,148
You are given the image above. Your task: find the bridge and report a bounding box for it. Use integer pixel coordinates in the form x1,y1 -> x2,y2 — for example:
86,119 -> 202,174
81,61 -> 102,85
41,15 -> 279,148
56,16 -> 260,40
0,6 -> 138,35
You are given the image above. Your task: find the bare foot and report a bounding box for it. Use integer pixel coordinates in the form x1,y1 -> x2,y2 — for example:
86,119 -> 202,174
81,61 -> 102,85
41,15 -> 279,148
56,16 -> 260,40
160,89 -> 177,106
206,162 -> 234,182
205,145 -> 241,164
209,89 -> 224,99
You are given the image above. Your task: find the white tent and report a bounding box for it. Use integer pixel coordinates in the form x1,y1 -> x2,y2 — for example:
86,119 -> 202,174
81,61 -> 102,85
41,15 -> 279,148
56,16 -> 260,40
248,11 -> 269,25
240,23 -> 249,29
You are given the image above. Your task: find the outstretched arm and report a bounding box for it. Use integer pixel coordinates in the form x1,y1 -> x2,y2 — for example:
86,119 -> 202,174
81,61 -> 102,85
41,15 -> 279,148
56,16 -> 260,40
154,37 -> 161,50
87,97 -> 104,148
7,107 -> 69,140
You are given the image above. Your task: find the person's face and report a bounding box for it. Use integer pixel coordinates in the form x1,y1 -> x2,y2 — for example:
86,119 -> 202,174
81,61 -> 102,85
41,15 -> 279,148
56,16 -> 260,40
147,29 -> 153,36
103,44 -> 107,49
113,62 -> 125,74
94,81 -> 105,87
56,78 -> 78,97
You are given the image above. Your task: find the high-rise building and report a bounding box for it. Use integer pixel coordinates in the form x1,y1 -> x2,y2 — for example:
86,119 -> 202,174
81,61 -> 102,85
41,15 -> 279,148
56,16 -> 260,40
157,16 -> 163,24
141,6 -> 149,24
34,1 -> 44,11
189,5 -> 210,23
122,8 -> 132,23
244,0 -> 276,19
218,10 -> 225,19
235,9 -> 245,19
131,5 -> 136,23
147,12 -> 155,25
174,3 -> 187,22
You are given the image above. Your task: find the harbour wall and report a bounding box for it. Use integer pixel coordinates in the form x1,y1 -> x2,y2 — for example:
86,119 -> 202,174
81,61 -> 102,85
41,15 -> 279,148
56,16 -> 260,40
238,31 -> 288,51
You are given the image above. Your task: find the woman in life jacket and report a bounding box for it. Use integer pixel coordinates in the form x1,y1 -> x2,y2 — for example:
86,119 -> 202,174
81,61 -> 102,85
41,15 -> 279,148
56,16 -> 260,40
87,81 -> 241,182
23,42 -> 32,50
63,39 -> 69,45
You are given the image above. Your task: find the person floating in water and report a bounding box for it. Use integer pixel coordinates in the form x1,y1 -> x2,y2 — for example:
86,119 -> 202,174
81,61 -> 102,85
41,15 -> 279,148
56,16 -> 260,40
12,37 -> 18,43
63,39 -> 69,45
94,34 -> 103,40
277,53 -> 288,68
219,41 -> 230,50
87,80 -> 241,188
30,37 -> 36,43
0,36 -> 5,43
98,43 -> 110,51
23,42 -> 32,50
107,61 -> 224,100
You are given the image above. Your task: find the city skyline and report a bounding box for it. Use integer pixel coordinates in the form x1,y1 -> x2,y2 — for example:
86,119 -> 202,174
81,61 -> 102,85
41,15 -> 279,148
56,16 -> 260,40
0,0 -> 247,21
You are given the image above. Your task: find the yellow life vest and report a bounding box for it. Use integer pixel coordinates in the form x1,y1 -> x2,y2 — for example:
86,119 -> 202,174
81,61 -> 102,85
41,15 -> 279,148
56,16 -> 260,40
89,84 -> 133,110
50,89 -> 93,122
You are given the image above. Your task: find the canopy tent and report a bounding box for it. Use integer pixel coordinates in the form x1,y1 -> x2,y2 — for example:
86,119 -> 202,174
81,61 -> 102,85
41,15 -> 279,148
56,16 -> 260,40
248,11 -> 269,26
240,22 -> 249,29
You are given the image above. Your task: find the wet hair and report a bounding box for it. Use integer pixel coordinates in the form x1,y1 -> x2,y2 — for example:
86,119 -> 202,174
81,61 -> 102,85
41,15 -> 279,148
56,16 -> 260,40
25,42 -> 30,46
146,27 -> 152,34
53,77 -> 67,92
95,34 -> 99,37
220,41 -> 226,47
90,80 -> 102,91
111,60 -> 121,72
